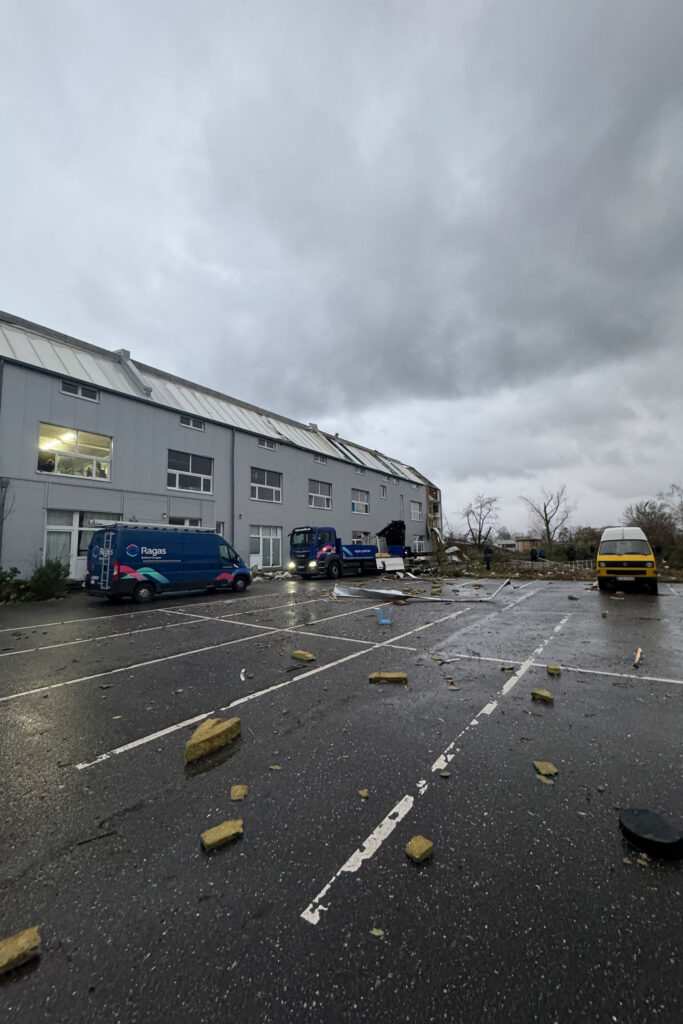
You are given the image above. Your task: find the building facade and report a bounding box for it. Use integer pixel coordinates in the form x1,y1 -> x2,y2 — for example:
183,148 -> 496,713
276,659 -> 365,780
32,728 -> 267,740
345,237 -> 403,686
0,312 -> 442,579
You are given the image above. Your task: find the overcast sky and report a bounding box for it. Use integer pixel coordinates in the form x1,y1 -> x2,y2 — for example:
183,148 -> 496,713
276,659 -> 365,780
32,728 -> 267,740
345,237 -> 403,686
2,0 -> 682,534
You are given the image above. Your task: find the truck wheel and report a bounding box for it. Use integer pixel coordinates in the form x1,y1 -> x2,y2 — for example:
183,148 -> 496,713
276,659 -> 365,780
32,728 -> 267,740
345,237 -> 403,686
327,560 -> 341,580
232,576 -> 247,593
134,581 -> 155,603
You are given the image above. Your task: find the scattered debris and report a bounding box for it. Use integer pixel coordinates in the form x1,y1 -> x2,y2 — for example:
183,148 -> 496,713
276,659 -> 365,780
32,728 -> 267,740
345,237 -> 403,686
184,717 -> 241,763
501,664 -> 515,672
292,650 -> 316,662
334,584 -> 454,603
0,926 -> 41,976
619,808 -> 683,859
269,765 -> 282,771
568,595 -> 579,601
230,785 -> 249,801
370,927 -> 385,938
601,611 -> 608,618
447,685 -> 460,690
201,819 -> 243,852
240,668 -> 246,682
406,835 -> 434,863
633,648 -> 643,669
369,671 -> 407,685
358,789 -> 369,800
533,761 -> 558,777
531,688 -> 554,704
610,594 -> 624,601
376,607 -> 393,625
439,770 -> 451,778
535,775 -> 555,786
546,664 -> 561,677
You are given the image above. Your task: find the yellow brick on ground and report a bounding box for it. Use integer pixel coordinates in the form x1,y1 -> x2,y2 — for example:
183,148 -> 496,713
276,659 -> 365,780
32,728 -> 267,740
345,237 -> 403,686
546,664 -> 561,677
292,650 -> 316,661
184,716 -> 241,763
369,671 -> 408,685
0,926 -> 41,976
230,784 -> 248,801
531,689 -> 554,703
533,760 -> 558,777
201,819 -> 244,851
405,836 -> 434,863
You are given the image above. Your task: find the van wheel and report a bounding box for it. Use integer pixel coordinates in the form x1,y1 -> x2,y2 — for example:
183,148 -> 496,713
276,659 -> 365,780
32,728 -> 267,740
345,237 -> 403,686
648,581 -> 658,595
327,560 -> 341,580
232,576 -> 247,593
597,578 -> 607,591
134,581 -> 155,603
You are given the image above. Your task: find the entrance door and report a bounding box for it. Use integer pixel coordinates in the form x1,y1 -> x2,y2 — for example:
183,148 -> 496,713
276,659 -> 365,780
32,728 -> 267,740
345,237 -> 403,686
249,525 -> 282,569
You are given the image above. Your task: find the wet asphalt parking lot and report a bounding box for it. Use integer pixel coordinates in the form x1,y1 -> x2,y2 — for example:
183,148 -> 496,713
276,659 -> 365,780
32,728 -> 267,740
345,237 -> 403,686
0,576 -> 681,1024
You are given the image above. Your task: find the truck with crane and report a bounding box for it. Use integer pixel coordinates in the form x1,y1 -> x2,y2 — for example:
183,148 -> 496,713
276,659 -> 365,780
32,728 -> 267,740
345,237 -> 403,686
287,521 -> 407,579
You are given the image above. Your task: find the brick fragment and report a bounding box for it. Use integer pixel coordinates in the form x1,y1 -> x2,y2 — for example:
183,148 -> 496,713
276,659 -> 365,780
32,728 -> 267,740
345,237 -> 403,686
230,784 -> 248,801
405,836 -> 434,863
546,664 -> 561,677
0,926 -> 41,976
184,716 -> 241,763
531,689 -> 554,704
201,819 -> 244,851
533,760 -> 558,777
369,671 -> 408,685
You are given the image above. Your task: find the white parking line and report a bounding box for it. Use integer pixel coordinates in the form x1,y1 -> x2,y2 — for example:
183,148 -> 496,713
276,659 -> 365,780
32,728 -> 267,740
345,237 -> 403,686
74,609 -> 472,769
300,611 -> 569,926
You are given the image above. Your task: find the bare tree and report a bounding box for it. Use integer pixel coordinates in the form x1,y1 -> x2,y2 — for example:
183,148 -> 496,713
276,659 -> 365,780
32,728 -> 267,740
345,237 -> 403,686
658,484 -> 683,531
623,498 -> 676,541
461,494 -> 499,546
520,486 -> 572,545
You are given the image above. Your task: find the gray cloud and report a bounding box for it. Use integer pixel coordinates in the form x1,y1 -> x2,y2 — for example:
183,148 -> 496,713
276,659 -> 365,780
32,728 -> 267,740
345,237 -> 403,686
1,0 -> 682,528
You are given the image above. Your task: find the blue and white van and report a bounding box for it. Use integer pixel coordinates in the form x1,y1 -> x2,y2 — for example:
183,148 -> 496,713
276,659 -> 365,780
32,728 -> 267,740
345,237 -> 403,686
85,522 -> 251,602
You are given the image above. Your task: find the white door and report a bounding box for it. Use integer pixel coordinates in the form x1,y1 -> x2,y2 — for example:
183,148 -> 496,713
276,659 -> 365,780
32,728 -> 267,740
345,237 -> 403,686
249,525 -> 282,569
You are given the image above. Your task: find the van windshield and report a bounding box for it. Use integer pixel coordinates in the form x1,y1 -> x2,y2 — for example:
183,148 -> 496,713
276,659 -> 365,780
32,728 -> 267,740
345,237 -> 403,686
291,529 -> 314,547
599,540 -> 651,555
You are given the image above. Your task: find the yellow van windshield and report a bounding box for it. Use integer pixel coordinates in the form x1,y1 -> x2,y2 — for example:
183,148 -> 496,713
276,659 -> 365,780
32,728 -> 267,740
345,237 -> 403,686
599,540 -> 651,555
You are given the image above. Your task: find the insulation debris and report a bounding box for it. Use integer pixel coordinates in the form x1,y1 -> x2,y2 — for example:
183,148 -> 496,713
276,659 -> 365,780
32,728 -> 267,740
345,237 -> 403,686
531,689 -> 554,704
369,671 -> 407,685
405,836 -> 434,863
184,717 -> 241,763
292,650 -> 316,662
0,926 -> 41,976
201,819 -> 243,852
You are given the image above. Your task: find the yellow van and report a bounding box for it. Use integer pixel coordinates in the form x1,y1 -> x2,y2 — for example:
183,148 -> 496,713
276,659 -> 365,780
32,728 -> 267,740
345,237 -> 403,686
596,526 -> 657,594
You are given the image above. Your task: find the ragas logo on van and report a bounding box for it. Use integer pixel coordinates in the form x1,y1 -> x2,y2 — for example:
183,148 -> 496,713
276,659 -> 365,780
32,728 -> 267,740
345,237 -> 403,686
125,544 -> 140,558
141,546 -> 166,558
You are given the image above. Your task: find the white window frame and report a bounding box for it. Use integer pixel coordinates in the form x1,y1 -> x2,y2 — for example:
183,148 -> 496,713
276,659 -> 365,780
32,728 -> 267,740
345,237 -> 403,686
410,501 -> 423,522
168,517 -> 202,527
380,485 -> 387,500
37,423 -> 112,480
391,476 -> 399,485
313,454 -> 327,465
355,466 -> 366,475
308,479 -> 332,510
413,535 -> 425,553
167,450 -> 213,494
180,414 -> 205,431
351,488 -> 369,515
352,530 -> 371,544
258,437 -> 276,450
249,524 -> 282,568
251,467 -> 282,503
60,380 -> 100,402
411,483 -> 420,490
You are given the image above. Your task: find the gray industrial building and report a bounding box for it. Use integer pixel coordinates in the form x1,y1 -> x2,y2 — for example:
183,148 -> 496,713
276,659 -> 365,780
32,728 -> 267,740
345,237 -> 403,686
0,311 -> 442,581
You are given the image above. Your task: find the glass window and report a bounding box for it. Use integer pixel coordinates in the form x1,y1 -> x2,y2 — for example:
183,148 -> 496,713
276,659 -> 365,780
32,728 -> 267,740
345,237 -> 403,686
46,509 -> 74,526
60,380 -> 99,402
411,501 -> 423,522
250,467 -> 282,502
180,415 -> 204,430
37,424 -> 112,480
167,451 -> 213,493
355,466 -> 366,475
413,535 -> 425,553
45,531 -> 71,565
309,479 -> 332,509
380,485 -> 387,499
169,517 -> 201,527
78,511 -> 121,555
258,437 -> 276,449
313,454 -> 327,464
351,488 -> 369,515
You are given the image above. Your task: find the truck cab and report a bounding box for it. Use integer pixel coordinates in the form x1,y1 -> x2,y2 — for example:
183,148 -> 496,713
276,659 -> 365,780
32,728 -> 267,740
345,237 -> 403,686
288,526 -> 380,579
596,526 -> 657,594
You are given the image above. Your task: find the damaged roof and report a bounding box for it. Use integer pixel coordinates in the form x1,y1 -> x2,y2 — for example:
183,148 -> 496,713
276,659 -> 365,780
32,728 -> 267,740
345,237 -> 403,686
0,310 -> 432,486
